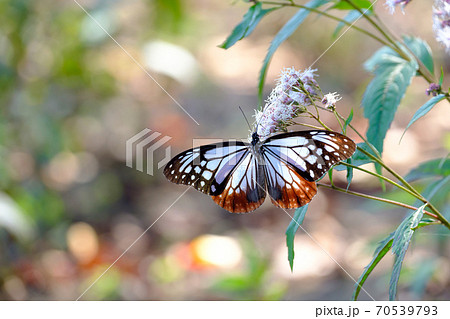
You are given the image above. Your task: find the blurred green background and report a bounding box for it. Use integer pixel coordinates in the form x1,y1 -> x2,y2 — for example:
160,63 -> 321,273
0,0 -> 449,300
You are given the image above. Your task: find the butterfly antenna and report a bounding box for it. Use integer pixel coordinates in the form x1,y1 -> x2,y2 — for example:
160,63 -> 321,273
239,106 -> 252,131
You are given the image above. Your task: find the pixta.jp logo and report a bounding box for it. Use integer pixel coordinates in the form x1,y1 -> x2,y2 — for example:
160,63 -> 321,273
126,129 -> 172,175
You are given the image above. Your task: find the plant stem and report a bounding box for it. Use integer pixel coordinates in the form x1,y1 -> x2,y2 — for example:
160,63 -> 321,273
317,183 -> 440,220
338,162 -> 419,199
258,1 -> 392,48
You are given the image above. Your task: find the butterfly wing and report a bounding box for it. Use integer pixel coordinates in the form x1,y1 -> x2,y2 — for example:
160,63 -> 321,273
212,152 -> 266,213
262,149 -> 317,209
261,130 -> 356,209
164,141 -> 266,213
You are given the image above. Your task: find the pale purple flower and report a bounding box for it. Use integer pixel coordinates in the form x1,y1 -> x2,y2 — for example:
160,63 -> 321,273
322,92 -> 342,110
385,0 -> 412,14
433,0 -> 450,53
426,83 -> 441,96
254,67 -> 322,138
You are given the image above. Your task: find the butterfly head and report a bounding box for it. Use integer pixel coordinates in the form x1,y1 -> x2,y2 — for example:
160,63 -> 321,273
251,131 -> 260,146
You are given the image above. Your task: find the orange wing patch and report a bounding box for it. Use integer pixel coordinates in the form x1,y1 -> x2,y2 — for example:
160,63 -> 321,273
212,186 -> 265,213
269,173 -> 317,209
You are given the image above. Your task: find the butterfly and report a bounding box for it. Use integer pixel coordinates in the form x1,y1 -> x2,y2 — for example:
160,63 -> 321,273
164,130 -> 356,213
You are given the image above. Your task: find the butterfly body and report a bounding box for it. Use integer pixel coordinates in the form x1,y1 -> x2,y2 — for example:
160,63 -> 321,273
164,130 -> 356,213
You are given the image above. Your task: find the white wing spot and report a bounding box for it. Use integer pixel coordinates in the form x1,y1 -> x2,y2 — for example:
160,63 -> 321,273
310,131 -> 318,135
325,155 -> 330,160
171,170 -> 174,174
191,175 -> 195,180
334,152 -> 339,156
306,155 -> 317,164
318,164 -> 322,169
308,144 -> 316,151
206,159 -> 220,170
309,170 -> 315,178
194,166 -> 201,174
185,166 -> 192,173
344,145 -> 349,149
298,147 -> 309,157
324,145 -> 334,152
316,148 -> 323,155
203,171 -> 212,180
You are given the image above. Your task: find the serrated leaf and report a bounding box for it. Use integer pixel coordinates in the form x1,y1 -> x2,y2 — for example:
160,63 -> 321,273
405,158 -> 450,181
219,3 -> 277,49
424,175 -> 450,204
401,94 -> 445,140
352,232 -> 394,300
402,36 -> 434,75
258,0 -> 328,104
362,57 -> 418,154
364,46 -> 404,72
286,205 -> 309,272
332,0 -> 373,11
333,10 -> 363,38
389,205 -> 426,300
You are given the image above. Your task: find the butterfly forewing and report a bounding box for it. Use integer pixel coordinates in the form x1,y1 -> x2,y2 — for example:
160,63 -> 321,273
262,130 -> 356,182
163,141 -> 248,195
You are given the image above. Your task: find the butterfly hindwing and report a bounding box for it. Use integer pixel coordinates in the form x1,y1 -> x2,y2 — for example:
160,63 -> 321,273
263,148 -> 317,209
212,152 -> 266,213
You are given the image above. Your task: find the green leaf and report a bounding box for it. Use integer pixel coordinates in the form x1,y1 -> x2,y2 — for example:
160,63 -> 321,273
363,46 -> 404,73
439,67 -> 444,86
332,0 -> 373,11
413,218 -> 439,230
258,0 -> 328,104
352,232 -> 394,301
389,205 -> 426,301
220,3 -> 277,49
333,10 -> 363,38
343,108 -> 353,133
402,36 -> 434,75
286,205 -> 309,271
401,94 -> 445,140
424,175 -> 450,204
346,158 -> 353,190
362,54 -> 418,154
405,158 -> 450,181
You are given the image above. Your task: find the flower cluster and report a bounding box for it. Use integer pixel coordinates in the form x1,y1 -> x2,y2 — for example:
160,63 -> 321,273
433,0 -> 450,53
385,0 -> 412,14
253,67 -> 324,138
